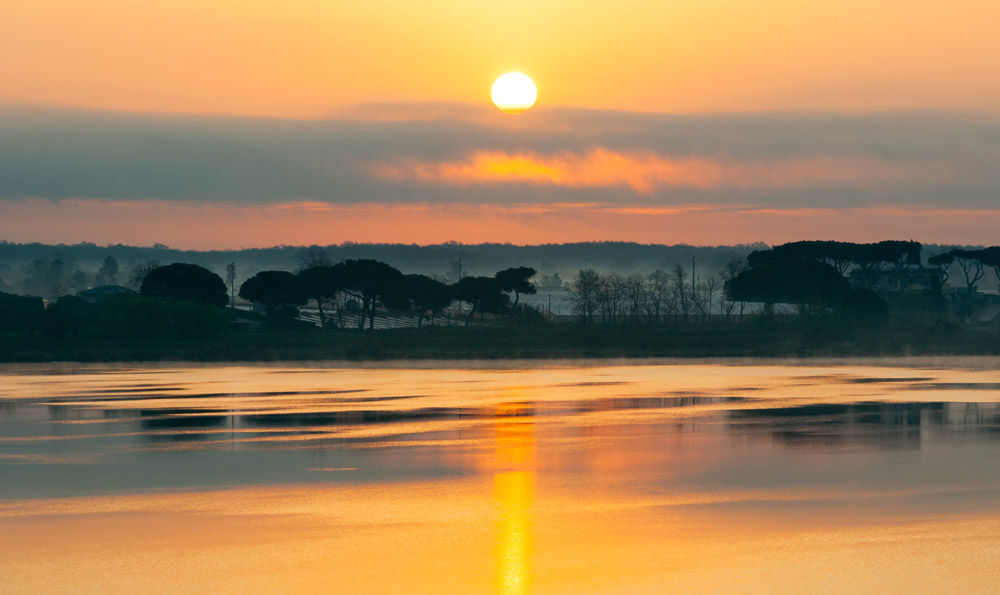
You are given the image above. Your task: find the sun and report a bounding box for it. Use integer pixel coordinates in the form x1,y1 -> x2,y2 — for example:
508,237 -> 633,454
491,73 -> 537,114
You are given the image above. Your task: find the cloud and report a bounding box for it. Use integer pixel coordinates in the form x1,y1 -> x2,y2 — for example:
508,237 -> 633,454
0,105 -> 997,208
373,148 -> 936,193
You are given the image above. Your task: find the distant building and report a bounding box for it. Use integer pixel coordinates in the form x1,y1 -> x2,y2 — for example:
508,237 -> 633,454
77,285 -> 137,303
230,316 -> 263,332
847,265 -> 946,296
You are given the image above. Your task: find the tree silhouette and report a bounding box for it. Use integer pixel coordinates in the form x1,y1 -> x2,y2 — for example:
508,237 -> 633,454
721,257 -> 749,319
140,263 -> 228,307
979,246 -> 1000,289
751,241 -> 922,286
0,292 -> 44,337
239,271 -> 307,322
297,265 -> 344,328
403,274 -> 451,327
838,288 -> 889,322
96,256 -> 119,286
725,260 -> 848,315
43,295 -> 87,338
928,252 -> 954,284
950,248 -> 985,300
494,267 -> 537,307
851,241 -> 921,288
452,276 -> 508,324
879,240 -> 922,270
337,259 -> 404,330
21,258 -> 66,298
128,259 -> 160,289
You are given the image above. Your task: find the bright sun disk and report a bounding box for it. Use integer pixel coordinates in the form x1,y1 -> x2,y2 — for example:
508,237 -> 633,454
492,73 -> 537,114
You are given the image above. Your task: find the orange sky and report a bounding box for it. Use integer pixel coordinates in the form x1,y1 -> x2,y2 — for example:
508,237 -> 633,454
3,199 -> 999,250
3,0 -> 999,116
2,1 -> 999,248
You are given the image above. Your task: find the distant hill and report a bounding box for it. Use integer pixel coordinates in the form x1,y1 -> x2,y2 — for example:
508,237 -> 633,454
0,240 -> 768,297
0,239 -> 989,299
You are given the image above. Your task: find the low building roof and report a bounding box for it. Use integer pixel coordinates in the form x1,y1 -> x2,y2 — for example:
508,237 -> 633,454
78,285 -> 137,296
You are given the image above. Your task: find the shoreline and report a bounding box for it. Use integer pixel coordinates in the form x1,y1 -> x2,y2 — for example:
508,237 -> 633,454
3,320 -> 999,363
3,354 -> 1000,371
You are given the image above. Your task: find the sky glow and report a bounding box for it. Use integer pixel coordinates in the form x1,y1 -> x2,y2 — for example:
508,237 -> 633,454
2,1 -> 998,247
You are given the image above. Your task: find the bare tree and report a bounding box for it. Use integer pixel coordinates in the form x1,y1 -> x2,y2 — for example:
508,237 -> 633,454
295,246 -> 332,272
571,269 -> 601,323
646,269 -> 672,324
599,273 -> 626,323
96,256 -> 119,286
953,249 -> 985,301
699,275 -> 720,319
128,259 -> 160,289
670,264 -> 690,321
623,273 -> 648,323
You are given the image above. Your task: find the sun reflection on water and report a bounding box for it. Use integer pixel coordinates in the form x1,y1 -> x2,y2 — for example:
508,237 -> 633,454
494,401 -> 536,595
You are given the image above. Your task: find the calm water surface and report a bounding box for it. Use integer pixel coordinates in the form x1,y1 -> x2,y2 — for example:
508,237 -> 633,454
3,358 -> 1000,593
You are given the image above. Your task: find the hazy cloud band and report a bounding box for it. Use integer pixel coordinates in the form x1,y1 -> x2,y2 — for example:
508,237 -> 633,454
374,148 -> 940,193
0,105 -> 998,209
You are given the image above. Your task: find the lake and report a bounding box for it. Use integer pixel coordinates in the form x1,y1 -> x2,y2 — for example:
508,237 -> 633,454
3,358 -> 1000,593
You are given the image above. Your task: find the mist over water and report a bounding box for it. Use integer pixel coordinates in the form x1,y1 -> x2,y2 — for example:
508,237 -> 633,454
3,359 -> 1000,593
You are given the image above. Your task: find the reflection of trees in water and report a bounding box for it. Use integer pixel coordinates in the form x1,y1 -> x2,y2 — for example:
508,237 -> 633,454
938,402 -> 1000,428
1,401 -> 139,424
914,382 -> 1000,391
728,402 -> 1000,451
136,406 -> 479,444
240,407 -> 467,428
565,395 -> 745,414
127,397 -> 1000,451
138,408 -> 230,441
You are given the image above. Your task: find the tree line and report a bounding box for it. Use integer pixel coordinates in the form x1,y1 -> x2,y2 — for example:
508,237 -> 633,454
569,263 -> 737,324
928,247 -> 1000,299
0,259 -> 541,338
0,240 -> 760,295
568,240 -> 1000,324
238,260 -> 539,329
724,240 -> 1000,318
3,255 -> 125,298
4,239 -> 999,340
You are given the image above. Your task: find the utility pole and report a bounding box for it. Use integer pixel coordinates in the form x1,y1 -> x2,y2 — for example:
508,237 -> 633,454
691,257 -> 696,292
226,262 -> 236,308
451,258 -> 464,317
451,258 -> 464,282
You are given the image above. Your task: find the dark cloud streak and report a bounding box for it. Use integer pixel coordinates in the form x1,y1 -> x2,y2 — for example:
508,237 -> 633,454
1,105 -> 997,207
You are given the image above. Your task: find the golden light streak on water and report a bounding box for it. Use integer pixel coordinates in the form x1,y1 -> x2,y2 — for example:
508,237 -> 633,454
495,471 -> 534,595
494,400 -> 537,595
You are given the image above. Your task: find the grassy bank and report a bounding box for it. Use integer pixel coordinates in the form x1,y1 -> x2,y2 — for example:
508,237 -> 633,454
2,318 -> 998,363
